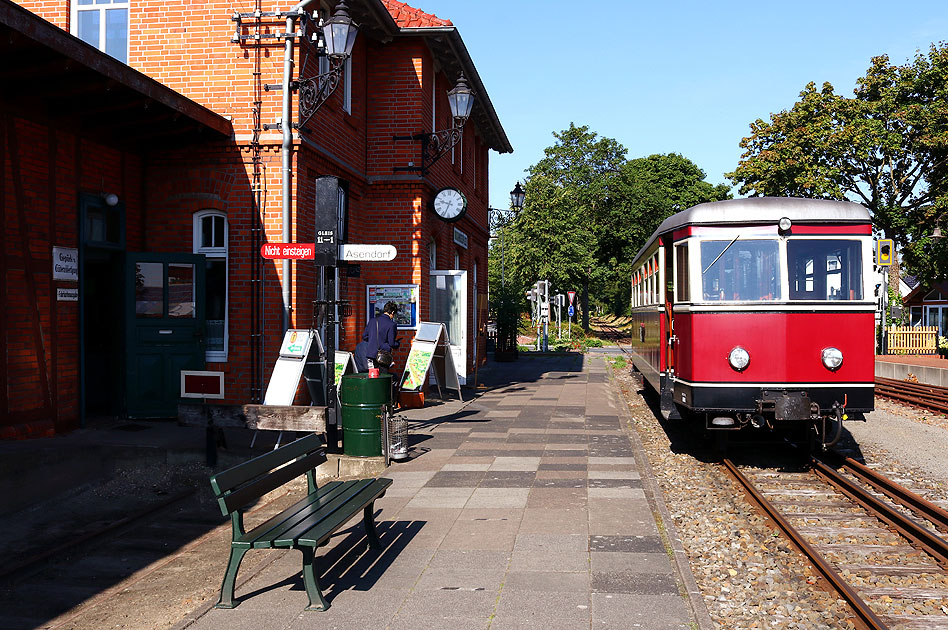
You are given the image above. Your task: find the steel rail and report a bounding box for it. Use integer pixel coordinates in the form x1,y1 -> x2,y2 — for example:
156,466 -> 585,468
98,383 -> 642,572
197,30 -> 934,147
810,458 -> 948,567
0,488 -> 196,583
721,458 -> 886,630
826,454 -> 948,534
875,377 -> 948,414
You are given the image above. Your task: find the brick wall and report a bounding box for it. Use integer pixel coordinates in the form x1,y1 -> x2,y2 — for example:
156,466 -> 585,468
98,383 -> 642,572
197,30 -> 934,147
12,0 -> 495,417
1,112 -> 140,437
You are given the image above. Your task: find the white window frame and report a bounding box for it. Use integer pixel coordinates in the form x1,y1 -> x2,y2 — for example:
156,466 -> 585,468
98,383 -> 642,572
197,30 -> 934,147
193,210 -> 229,362
71,0 -> 130,64
342,57 -> 352,114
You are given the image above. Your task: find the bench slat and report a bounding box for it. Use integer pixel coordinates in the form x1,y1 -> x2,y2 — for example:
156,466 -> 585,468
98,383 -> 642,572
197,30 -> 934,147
273,478 -> 392,548
235,481 -> 353,549
295,479 -> 392,547
210,434 -> 323,495
217,450 -> 325,516
268,479 -> 375,547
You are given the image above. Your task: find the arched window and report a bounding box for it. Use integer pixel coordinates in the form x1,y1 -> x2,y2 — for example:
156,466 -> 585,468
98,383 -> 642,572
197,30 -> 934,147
193,210 -> 228,361
429,238 -> 438,270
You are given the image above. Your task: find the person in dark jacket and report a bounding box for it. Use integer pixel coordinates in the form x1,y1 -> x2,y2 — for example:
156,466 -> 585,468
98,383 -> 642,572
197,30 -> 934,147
360,301 -> 400,373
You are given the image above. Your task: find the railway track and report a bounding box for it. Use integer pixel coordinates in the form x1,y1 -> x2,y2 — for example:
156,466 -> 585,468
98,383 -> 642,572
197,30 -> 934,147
724,455 -> 948,630
591,318 -> 633,354
875,377 -> 948,416
0,487 -> 224,629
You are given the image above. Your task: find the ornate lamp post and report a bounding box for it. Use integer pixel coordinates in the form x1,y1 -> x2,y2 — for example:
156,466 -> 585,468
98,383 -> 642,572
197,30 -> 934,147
394,73 -> 476,175
296,1 -> 359,127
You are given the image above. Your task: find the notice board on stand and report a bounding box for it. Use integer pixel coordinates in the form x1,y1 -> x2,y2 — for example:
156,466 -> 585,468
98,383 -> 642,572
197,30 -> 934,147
399,321 -> 461,399
264,329 -> 322,405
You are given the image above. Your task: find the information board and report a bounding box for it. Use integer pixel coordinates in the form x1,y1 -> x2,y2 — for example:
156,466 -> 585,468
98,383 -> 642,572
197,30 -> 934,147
264,329 -> 319,405
334,351 -> 356,387
398,321 -> 461,399
367,284 -> 419,329
401,341 -> 436,391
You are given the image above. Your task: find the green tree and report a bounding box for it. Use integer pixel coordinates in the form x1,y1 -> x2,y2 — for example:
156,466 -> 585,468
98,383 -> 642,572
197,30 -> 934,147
728,43 -> 948,284
596,154 -> 731,312
503,124 -> 625,321
492,123 -> 731,321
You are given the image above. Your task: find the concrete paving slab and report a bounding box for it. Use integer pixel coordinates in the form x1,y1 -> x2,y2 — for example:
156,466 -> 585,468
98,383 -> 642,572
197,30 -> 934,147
405,487 -> 476,509
590,551 -> 677,574
466,487 -> 530,509
592,570 -> 680,595
491,590 -> 591,630
588,487 -> 647,499
427,549 -> 511,571
395,587 -> 499,619
526,487 -> 587,509
588,469 -> 642,479
510,549 -> 589,573
591,592 -> 693,629
503,570 -> 590,592
488,456 -> 542,471
442,462 -> 493,471
519,508 -> 589,535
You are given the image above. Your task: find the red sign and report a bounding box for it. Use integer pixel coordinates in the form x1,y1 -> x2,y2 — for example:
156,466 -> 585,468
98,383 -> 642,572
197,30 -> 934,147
180,370 -> 224,399
567,291 -> 576,305
260,243 -> 316,260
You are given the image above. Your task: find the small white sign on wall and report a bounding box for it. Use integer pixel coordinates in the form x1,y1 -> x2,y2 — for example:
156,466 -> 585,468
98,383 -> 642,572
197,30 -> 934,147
52,247 -> 79,281
56,288 -> 78,302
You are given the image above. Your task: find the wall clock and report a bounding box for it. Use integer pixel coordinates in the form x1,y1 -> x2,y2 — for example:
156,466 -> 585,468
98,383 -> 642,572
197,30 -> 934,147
432,187 -> 467,222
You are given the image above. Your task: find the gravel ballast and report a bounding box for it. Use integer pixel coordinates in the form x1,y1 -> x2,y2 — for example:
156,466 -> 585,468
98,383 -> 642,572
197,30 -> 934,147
610,362 -> 948,630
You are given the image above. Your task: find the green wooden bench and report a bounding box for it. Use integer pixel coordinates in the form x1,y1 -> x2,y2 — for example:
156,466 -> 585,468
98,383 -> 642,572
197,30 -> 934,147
209,433 -> 392,611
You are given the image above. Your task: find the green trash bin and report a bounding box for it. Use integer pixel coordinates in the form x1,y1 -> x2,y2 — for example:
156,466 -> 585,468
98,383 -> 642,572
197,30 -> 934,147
340,373 -> 391,457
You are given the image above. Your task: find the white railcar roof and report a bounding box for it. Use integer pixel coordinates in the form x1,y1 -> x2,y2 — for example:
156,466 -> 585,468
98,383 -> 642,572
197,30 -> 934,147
632,198 -> 870,266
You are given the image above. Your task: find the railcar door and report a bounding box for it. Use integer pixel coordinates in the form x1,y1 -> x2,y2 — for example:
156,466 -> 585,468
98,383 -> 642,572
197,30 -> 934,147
663,240 -> 675,376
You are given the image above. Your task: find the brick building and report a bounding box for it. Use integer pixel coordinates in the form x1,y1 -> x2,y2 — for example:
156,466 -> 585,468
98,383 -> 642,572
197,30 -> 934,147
1,0 -> 511,437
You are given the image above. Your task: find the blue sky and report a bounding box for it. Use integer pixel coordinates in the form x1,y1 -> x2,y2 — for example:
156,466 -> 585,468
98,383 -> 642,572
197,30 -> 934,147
416,0 -> 948,210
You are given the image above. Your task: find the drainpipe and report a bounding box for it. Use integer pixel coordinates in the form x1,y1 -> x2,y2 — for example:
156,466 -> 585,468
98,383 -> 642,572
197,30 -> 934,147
280,0 -> 318,333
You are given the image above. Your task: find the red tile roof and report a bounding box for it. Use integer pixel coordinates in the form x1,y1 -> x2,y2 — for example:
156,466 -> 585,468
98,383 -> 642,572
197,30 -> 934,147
381,0 -> 452,27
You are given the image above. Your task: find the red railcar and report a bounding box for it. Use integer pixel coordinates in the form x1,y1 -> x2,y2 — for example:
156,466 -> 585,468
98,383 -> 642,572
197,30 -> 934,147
629,198 -> 874,443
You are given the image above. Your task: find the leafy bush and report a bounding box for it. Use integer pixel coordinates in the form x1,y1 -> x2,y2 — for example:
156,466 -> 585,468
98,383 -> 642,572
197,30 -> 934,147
582,337 -> 603,348
491,283 -> 522,355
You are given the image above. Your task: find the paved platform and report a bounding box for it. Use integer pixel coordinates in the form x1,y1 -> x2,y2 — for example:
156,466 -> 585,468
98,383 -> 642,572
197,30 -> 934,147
876,354 -> 948,387
179,354 -> 705,630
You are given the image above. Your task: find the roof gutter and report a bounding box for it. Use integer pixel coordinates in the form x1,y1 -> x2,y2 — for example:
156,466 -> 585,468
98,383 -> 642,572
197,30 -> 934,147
398,26 -> 512,154
279,0 -> 321,334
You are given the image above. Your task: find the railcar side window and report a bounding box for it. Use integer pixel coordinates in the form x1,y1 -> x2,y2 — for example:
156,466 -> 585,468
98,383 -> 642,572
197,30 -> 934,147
700,240 -> 779,301
788,240 -> 863,300
676,244 -> 689,301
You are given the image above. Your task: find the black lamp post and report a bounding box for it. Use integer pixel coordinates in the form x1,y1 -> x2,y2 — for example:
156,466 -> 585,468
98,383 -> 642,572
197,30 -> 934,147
294,1 -> 359,127
394,73 -> 476,175
321,1 -> 359,61
494,182 -> 525,287
510,181 -> 525,211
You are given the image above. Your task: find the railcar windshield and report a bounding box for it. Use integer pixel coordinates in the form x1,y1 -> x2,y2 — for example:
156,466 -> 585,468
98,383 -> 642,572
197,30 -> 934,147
788,239 -> 863,300
700,239 -> 780,301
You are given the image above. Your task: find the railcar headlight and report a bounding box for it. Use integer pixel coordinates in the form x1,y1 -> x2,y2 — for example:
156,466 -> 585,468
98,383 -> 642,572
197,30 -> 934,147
778,216 -> 792,232
822,347 -> 843,371
727,346 -> 750,371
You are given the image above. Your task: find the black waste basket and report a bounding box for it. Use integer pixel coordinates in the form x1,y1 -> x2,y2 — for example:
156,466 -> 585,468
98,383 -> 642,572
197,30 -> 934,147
340,373 -> 391,457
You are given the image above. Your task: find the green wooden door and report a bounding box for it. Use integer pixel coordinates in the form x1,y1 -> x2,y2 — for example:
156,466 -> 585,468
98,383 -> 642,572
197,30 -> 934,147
126,253 -> 206,418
